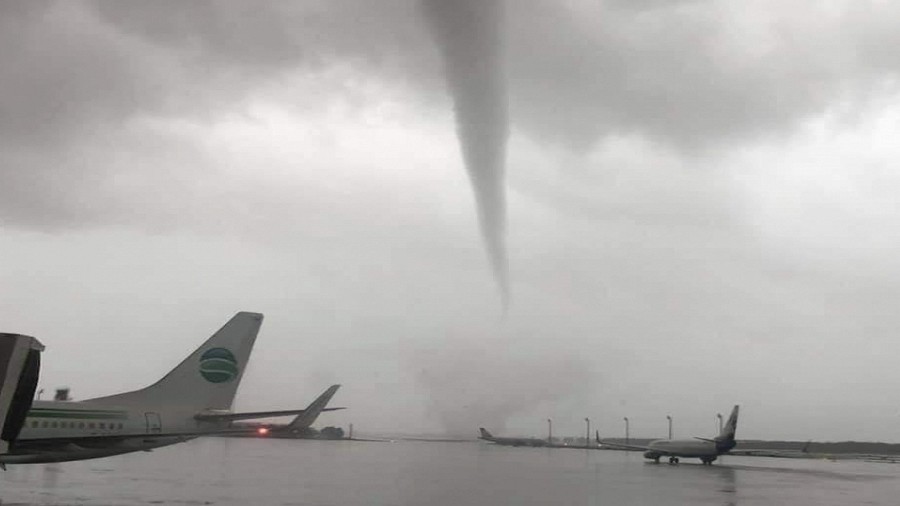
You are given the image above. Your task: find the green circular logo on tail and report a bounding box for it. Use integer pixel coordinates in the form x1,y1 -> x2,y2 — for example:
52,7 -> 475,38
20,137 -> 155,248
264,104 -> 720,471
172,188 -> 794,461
199,348 -> 239,383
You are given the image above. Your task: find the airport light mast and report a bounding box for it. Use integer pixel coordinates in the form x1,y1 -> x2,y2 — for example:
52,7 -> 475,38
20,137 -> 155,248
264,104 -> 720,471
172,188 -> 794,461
717,413 -> 723,433
547,418 -> 553,445
623,417 -> 629,445
584,417 -> 590,447
666,415 -> 673,439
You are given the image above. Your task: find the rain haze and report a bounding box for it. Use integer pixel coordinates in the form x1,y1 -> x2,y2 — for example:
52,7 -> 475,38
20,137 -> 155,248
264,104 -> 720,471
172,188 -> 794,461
4,0 -> 900,445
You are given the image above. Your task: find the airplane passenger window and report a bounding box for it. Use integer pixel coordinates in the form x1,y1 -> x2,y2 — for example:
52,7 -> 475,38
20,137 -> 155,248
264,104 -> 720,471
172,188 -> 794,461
99,423 -> 106,429
41,421 -> 47,428
88,423 -> 95,429
30,420 -> 37,428
78,422 -> 85,429
50,422 -> 57,428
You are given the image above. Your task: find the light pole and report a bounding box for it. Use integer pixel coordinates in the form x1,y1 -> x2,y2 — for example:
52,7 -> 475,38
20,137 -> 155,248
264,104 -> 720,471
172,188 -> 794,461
666,415 -> 673,439
717,413 -> 723,433
624,417 -> 630,444
585,417 -> 591,447
547,418 -> 553,445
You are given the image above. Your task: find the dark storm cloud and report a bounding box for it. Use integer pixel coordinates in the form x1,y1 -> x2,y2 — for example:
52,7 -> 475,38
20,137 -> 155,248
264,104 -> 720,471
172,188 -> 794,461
0,2 -> 184,148
0,1 -> 433,229
90,0 -> 900,150
503,0 -> 900,150
3,0 -> 900,229
0,1 -> 201,227
91,0 -> 431,74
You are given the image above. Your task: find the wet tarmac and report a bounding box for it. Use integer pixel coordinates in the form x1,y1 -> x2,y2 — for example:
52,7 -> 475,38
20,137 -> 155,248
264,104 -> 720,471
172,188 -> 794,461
1,438 -> 898,505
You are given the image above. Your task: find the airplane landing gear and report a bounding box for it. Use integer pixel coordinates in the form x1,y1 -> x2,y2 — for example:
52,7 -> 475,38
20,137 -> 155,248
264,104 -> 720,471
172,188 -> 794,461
668,456 -> 680,465
700,457 -> 717,465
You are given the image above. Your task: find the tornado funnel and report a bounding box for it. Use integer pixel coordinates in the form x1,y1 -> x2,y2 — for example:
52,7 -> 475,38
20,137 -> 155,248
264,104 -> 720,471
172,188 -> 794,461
422,0 -> 510,310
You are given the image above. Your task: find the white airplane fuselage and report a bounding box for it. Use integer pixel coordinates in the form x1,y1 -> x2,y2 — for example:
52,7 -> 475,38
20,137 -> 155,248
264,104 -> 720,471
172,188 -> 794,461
17,399 -> 220,441
645,439 -> 719,458
4,393 -> 235,465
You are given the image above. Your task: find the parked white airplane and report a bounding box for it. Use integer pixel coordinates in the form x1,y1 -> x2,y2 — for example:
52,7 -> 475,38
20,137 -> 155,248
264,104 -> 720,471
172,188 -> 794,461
0,311 -> 312,465
599,405 -> 739,465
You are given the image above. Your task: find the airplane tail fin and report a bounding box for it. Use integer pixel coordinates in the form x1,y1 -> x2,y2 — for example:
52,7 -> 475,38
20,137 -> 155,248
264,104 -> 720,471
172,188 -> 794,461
88,312 -> 263,411
479,428 -> 493,439
286,385 -> 341,430
717,405 -> 739,441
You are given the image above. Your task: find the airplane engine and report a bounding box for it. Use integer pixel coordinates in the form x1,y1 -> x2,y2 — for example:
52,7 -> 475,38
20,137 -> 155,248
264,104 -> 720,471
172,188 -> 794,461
644,451 -> 661,460
0,334 -> 44,454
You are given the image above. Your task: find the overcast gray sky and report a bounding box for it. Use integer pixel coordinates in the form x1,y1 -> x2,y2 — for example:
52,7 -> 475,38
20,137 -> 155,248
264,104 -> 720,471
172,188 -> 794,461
4,0 -> 900,442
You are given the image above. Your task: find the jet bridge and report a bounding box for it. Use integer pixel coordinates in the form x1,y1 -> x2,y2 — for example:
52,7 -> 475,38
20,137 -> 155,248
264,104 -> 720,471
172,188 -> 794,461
0,334 -> 43,455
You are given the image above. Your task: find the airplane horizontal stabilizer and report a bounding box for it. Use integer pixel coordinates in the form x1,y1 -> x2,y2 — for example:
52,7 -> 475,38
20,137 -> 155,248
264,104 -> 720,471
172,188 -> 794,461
596,437 -> 658,454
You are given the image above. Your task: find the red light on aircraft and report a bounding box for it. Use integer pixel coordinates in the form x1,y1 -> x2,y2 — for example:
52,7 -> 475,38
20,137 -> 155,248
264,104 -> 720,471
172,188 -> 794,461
257,427 -> 269,436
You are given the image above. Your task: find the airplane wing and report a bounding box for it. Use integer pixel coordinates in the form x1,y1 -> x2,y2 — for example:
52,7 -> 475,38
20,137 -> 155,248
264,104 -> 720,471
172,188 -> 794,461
726,448 -> 788,457
725,448 -> 856,459
3,428 -> 261,465
199,385 -> 346,424
194,407 -> 345,422
15,427 -> 256,450
595,431 -> 677,456
599,440 -> 673,454
725,440 -> 814,458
